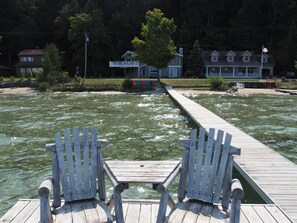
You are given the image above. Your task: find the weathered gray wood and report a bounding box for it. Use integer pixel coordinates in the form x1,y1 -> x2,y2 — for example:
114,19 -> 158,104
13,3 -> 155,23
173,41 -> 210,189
37,127 -> 123,223
73,127 -> 82,197
2,199 -> 295,223
178,147 -> 189,202
82,127 -> 90,197
38,177 -> 53,223
158,127 -> 243,223
52,150 -> 61,208
64,129 -> 77,200
55,132 -> 70,201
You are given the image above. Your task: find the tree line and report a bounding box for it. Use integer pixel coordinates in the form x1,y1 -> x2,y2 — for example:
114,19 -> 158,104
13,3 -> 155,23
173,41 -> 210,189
0,0 -> 297,77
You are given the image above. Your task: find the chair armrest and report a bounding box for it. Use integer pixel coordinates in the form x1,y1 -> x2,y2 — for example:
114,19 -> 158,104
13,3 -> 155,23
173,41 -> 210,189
38,177 -> 53,223
231,178 -> 244,200
103,164 -> 125,223
230,179 -> 244,223
156,164 -> 181,223
156,163 -> 181,193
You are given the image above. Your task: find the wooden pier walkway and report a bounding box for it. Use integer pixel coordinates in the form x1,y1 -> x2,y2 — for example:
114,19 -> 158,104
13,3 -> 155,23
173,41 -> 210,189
0,199 -> 292,223
166,86 -> 297,222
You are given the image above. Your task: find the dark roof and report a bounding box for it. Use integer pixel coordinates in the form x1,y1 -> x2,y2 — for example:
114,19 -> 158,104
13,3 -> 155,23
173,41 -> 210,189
202,50 -> 275,66
18,49 -> 45,56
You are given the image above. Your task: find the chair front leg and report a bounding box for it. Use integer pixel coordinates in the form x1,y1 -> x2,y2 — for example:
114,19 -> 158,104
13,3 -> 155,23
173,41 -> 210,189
38,177 -> 53,223
230,179 -> 244,223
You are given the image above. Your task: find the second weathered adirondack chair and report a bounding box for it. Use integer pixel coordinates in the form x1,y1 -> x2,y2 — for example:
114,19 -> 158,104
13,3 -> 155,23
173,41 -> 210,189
157,128 -> 244,223
38,127 -> 125,223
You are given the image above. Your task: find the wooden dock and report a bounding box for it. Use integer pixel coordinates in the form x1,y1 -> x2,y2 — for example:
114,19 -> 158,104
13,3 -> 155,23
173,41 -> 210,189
0,199 -> 293,223
166,86 -> 297,222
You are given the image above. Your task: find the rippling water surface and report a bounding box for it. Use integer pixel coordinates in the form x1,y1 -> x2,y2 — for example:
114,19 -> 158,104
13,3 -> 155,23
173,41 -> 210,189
1,91 -> 295,216
187,93 -> 297,164
0,92 -> 190,216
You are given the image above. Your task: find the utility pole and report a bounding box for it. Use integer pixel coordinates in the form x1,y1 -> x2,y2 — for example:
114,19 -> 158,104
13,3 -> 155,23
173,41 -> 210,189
84,32 -> 89,80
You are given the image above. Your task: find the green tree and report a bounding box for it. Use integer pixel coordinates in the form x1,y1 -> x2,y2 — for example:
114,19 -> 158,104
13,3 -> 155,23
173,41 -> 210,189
277,21 -> 297,71
132,8 -> 176,81
38,43 -> 61,84
68,9 -> 110,76
188,40 -> 204,78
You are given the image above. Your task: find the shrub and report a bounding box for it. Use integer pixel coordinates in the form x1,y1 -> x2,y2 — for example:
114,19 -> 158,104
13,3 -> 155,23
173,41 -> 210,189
209,76 -> 225,91
121,79 -> 134,91
0,76 -> 3,82
47,71 -> 60,85
35,70 -> 46,82
38,82 -> 50,92
58,71 -> 71,84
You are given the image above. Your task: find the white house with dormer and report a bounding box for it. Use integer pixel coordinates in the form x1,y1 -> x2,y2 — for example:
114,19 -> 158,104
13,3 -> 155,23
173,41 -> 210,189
109,48 -> 183,78
202,50 -> 274,78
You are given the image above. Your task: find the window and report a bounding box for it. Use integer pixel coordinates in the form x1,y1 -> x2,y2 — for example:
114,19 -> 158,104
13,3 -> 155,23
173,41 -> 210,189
227,55 -> 234,62
20,56 -> 34,62
243,55 -> 250,62
211,55 -> 218,62
169,68 -> 178,77
20,68 -> 26,74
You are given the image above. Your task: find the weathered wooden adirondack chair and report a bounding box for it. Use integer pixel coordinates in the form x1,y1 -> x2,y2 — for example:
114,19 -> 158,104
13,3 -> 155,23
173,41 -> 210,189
157,128 -> 244,223
38,127 -> 125,223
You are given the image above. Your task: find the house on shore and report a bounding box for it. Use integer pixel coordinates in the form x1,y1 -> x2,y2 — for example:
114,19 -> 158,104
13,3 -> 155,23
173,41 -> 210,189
14,49 -> 66,76
109,48 -> 183,78
202,50 -> 274,78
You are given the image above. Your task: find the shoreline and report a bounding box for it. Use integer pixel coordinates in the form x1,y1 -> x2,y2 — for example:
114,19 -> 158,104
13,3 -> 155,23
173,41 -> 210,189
0,87 -> 292,95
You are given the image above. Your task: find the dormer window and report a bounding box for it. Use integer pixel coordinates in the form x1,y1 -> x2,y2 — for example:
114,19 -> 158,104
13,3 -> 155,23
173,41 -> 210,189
242,51 -> 251,62
226,51 -> 235,62
212,55 -> 218,62
211,51 -> 219,62
227,55 -> 234,62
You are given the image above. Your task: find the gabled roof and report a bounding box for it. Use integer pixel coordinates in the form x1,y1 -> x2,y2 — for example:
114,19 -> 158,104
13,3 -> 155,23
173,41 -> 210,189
201,50 -> 275,66
18,49 -> 45,56
121,50 -> 183,58
121,51 -> 133,58
226,51 -> 235,56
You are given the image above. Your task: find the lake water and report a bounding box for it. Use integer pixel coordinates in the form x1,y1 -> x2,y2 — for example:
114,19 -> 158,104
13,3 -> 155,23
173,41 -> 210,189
186,93 -> 297,164
0,91 -> 296,216
0,92 -> 191,216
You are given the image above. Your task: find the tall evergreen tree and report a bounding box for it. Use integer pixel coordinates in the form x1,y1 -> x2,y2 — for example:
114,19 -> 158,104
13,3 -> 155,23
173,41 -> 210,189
132,8 -> 176,81
277,21 -> 297,71
188,40 -> 204,78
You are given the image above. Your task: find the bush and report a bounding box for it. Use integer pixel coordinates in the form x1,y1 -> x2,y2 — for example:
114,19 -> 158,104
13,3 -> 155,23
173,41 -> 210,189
121,79 -> 134,91
209,76 -> 225,91
38,82 -> 50,91
58,71 -> 71,84
47,71 -> 60,85
35,70 -> 46,82
0,76 -> 3,82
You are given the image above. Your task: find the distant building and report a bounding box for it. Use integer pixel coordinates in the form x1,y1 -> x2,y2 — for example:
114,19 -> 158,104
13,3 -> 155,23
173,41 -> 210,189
202,50 -> 275,78
0,65 -> 12,77
14,49 -> 66,76
109,48 -> 183,78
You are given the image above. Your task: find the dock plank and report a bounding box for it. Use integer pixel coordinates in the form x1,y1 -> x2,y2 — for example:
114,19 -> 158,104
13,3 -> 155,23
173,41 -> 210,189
1,199 -> 294,223
166,86 -> 297,223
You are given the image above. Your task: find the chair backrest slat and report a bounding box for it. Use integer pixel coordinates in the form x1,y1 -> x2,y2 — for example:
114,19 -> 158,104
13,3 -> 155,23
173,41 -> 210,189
49,127 -> 106,203
55,132 -> 71,201
73,127 -> 83,197
83,128 -> 91,197
213,133 -> 232,203
64,129 -> 77,200
199,128 -> 215,201
187,129 -> 197,197
90,128 -> 98,197
207,130 -> 224,198
182,128 -> 239,205
193,128 -> 205,196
